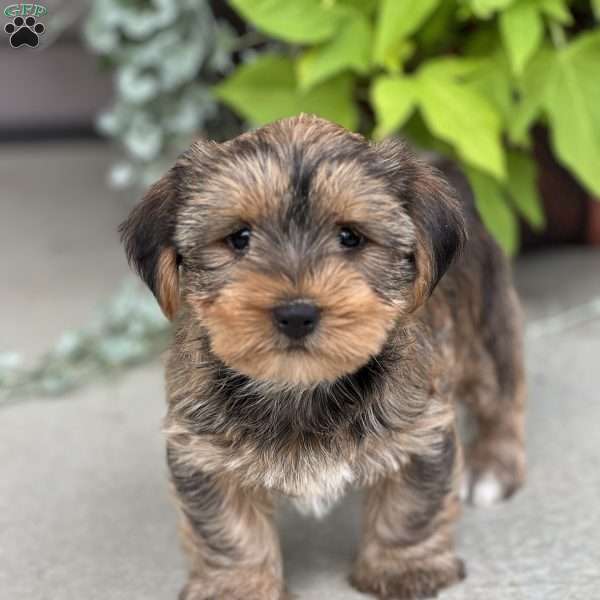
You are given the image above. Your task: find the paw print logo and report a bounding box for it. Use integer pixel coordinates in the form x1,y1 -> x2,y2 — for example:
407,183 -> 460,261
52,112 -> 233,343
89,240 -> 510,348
5,15 -> 45,48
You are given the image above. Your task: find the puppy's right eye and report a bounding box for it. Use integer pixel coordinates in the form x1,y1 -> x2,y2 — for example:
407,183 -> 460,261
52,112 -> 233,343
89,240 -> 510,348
226,227 -> 251,253
339,226 -> 365,249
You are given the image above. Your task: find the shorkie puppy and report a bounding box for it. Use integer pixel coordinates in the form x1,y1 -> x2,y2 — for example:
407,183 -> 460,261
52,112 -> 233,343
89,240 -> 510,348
121,115 -> 525,600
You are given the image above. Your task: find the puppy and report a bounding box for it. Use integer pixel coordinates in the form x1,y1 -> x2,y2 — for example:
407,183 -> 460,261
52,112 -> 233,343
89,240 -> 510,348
120,115 -> 526,600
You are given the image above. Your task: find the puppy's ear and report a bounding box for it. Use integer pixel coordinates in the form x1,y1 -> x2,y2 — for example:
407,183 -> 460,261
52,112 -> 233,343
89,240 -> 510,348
409,162 -> 468,307
376,139 -> 467,308
119,168 -> 181,320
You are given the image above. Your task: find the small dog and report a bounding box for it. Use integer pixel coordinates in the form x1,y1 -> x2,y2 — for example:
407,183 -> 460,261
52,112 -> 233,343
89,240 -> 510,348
121,115 -> 525,600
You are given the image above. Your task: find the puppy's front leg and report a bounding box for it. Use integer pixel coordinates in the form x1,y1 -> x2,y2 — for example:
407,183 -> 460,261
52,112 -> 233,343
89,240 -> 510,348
351,428 -> 464,600
168,446 -> 286,600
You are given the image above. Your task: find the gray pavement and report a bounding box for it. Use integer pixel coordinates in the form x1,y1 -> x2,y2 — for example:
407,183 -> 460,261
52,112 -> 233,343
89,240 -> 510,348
1,142 -> 599,599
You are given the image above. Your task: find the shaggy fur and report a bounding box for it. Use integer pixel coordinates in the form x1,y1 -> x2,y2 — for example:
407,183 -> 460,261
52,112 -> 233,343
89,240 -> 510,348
120,115 -> 526,600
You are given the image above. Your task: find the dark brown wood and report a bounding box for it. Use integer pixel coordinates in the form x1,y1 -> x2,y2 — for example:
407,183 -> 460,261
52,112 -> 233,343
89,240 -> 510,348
586,198 -> 600,245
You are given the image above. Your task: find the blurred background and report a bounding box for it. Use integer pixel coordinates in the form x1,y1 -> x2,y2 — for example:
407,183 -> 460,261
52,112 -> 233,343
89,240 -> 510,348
1,1 -> 599,599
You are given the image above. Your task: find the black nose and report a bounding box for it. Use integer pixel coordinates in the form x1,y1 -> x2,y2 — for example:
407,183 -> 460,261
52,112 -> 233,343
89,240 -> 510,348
273,302 -> 320,340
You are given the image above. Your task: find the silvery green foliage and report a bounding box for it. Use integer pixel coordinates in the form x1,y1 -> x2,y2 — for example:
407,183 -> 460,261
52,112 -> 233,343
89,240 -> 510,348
0,2 -> 239,401
0,282 -> 169,403
84,0 -> 236,188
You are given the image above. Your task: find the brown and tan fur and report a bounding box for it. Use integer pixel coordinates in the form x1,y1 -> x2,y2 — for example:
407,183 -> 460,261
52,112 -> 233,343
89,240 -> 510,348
120,115 -> 526,600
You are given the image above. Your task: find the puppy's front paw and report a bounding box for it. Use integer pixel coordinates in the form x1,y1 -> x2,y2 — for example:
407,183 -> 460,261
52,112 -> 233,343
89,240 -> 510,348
350,554 -> 465,600
180,576 -> 289,600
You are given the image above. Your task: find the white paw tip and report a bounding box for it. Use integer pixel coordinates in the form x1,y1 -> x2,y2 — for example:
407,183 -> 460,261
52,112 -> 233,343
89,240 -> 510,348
472,472 -> 504,507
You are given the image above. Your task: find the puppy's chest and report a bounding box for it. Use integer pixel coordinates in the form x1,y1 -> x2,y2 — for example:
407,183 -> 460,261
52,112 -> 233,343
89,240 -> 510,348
281,457 -> 356,518
232,437 -> 404,518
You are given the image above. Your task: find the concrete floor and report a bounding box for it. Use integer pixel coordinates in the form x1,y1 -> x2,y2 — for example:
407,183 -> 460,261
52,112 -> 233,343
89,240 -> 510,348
1,142 -> 599,599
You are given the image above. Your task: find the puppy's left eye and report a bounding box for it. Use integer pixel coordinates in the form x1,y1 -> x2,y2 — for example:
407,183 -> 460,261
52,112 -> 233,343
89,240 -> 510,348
227,226 -> 251,252
338,226 -> 365,249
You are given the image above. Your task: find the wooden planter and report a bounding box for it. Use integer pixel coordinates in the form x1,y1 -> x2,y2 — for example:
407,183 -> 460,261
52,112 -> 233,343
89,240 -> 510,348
522,128 -> 600,248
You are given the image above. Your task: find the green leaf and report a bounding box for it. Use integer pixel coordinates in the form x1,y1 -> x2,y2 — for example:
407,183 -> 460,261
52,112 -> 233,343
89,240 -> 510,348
468,0 -> 515,18
371,76 -> 417,139
464,53 -> 514,125
298,14 -> 371,91
499,1 -> 543,75
508,46 -> 554,144
417,61 -> 506,179
214,55 -> 358,129
228,0 -> 347,43
466,168 -> 519,254
373,0 -> 439,68
418,56 -> 487,79
544,32 -> 600,195
506,151 -> 545,229
591,0 -> 600,20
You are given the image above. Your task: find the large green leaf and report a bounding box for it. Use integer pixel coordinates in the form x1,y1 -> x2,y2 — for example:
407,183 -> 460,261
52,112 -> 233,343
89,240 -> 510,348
506,151 -> 545,229
467,168 -> 519,254
214,55 -> 358,129
373,0 -> 439,68
228,0 -> 347,43
417,61 -> 506,179
298,14 -> 371,91
371,76 -> 417,139
545,32 -> 600,195
499,1 -> 543,75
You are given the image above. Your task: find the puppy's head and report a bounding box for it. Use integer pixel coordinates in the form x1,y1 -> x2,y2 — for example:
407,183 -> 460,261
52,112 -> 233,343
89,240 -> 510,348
121,115 -> 465,386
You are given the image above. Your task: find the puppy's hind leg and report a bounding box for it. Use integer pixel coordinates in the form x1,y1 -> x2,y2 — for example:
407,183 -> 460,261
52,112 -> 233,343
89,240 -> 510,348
461,284 -> 526,507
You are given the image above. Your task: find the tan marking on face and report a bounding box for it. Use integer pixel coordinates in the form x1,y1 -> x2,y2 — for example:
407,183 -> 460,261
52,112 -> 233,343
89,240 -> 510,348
189,259 -> 401,385
411,236 -> 434,311
157,246 -> 180,320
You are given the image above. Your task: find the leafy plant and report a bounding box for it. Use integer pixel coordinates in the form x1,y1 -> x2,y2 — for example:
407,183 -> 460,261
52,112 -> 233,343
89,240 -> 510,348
214,0 -> 600,254
0,282 -> 169,403
84,0 -> 238,189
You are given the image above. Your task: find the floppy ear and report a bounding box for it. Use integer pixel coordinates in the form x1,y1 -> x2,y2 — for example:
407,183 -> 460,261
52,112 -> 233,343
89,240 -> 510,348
119,168 -> 181,320
409,161 -> 467,306
376,139 -> 467,308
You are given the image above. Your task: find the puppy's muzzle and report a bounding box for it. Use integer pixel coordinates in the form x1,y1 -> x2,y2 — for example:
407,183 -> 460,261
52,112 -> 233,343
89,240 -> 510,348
273,302 -> 320,340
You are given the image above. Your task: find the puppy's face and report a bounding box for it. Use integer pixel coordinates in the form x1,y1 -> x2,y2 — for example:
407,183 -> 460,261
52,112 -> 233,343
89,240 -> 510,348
121,116 -> 465,386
